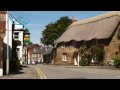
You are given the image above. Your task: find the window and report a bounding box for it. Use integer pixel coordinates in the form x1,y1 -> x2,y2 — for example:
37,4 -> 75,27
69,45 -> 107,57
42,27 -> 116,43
61,42 -> 65,48
45,48 -> 48,51
62,53 -> 67,61
71,40 -> 75,47
34,48 -> 37,52
34,54 -> 36,57
14,32 -> 19,40
38,54 -> 39,57
32,54 -> 34,57
115,52 -> 119,55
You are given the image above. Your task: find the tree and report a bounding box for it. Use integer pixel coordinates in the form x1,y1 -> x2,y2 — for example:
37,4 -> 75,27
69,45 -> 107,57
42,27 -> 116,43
41,16 -> 72,45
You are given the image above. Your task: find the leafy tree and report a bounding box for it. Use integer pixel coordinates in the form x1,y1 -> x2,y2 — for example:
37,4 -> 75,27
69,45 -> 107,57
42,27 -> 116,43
41,16 -> 72,45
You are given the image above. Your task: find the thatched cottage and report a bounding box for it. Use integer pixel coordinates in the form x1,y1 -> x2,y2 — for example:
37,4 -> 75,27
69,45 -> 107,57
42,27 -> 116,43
53,11 -> 120,66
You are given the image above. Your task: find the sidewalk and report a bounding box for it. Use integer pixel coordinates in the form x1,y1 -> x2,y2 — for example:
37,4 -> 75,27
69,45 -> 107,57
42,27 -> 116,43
47,64 -> 120,70
64,65 -> 120,70
0,65 -> 38,79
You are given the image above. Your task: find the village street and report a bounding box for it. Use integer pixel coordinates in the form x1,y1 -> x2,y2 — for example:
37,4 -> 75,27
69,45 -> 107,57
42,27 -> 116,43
1,11 -> 120,78
1,64 -> 120,79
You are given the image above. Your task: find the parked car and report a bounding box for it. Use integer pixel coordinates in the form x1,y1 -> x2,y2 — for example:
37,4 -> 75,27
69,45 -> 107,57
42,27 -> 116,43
31,60 -> 37,65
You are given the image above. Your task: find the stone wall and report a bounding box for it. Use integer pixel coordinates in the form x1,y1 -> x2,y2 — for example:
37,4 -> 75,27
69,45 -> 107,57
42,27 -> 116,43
54,46 -> 79,65
104,25 -> 120,63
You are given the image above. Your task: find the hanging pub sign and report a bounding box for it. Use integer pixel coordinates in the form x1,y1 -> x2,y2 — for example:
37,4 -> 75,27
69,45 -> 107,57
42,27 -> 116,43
24,34 -> 30,44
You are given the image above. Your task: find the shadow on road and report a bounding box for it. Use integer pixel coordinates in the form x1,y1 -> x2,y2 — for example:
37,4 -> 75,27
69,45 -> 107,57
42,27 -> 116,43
10,70 -> 24,75
65,77 -> 86,79
9,65 -> 29,75
21,65 -> 29,68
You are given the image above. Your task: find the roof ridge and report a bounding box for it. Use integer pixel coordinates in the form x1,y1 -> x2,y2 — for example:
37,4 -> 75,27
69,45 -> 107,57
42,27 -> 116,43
69,11 -> 120,28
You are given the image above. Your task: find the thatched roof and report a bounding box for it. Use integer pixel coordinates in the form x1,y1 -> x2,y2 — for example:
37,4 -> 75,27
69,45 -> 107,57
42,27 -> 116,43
55,11 -> 120,44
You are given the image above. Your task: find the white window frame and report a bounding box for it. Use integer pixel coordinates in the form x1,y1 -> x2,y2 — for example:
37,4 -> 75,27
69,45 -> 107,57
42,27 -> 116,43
62,53 -> 67,61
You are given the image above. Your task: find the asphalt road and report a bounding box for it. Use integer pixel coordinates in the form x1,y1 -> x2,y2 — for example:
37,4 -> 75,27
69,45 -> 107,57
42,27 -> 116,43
30,64 -> 120,79
1,64 -> 120,79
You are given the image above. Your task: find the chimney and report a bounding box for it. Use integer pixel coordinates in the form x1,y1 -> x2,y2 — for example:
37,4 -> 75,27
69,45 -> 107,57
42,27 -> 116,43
71,16 -> 77,23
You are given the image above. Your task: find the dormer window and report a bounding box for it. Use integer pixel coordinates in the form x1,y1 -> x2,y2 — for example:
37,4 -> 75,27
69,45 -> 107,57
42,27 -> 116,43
46,48 -> 48,51
92,39 -> 98,45
71,40 -> 75,47
61,42 -> 65,48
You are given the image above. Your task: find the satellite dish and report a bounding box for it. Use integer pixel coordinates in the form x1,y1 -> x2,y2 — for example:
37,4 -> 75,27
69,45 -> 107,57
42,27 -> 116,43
16,16 -> 30,25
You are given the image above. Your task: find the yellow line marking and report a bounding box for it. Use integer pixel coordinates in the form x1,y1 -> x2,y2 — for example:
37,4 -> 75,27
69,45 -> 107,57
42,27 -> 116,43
38,68 -> 47,79
35,68 -> 47,79
36,68 -> 42,79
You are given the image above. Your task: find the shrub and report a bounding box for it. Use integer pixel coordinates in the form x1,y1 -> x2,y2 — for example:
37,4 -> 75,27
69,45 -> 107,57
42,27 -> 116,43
79,42 -> 91,66
113,56 -> 120,68
79,56 -> 89,66
9,60 -> 22,71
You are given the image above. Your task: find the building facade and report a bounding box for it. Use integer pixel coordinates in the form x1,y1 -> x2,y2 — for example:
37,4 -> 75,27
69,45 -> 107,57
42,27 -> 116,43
0,11 -> 6,76
13,29 -> 24,65
54,11 -> 120,66
39,46 -> 53,64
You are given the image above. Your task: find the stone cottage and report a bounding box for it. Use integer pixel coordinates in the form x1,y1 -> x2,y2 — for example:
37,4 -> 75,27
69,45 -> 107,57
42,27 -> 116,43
53,11 -> 120,66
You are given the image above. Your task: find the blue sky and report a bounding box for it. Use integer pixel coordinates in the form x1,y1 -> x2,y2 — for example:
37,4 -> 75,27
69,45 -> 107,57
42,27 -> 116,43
10,11 -> 109,44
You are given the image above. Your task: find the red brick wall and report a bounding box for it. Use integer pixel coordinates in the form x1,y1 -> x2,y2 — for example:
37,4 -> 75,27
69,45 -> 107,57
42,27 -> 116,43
0,11 -> 6,68
28,48 -> 33,61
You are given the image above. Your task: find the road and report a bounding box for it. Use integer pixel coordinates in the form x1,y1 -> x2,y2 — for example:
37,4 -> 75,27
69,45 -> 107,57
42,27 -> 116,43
1,64 -> 120,79
30,64 -> 120,79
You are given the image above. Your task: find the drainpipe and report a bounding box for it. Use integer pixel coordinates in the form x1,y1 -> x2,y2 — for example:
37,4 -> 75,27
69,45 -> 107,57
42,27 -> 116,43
6,11 -> 9,75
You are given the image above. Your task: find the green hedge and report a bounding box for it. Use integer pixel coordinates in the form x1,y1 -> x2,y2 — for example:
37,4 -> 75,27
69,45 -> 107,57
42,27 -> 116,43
113,56 -> 120,68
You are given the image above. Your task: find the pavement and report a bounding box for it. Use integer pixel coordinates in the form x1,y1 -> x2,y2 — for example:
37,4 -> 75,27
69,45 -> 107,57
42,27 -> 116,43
47,64 -> 120,70
0,65 -> 39,79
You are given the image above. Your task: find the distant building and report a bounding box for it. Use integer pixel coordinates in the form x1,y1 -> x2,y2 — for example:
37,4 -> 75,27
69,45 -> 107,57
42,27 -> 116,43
31,45 -> 42,64
26,44 -> 42,64
23,29 -> 30,64
39,46 -> 53,64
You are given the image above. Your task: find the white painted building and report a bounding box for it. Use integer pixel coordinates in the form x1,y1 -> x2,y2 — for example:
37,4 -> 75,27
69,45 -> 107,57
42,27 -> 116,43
13,29 -> 24,65
3,13 -> 24,66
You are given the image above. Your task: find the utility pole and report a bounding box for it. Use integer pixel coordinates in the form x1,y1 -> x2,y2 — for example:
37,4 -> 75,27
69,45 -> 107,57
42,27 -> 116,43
6,11 -> 9,75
